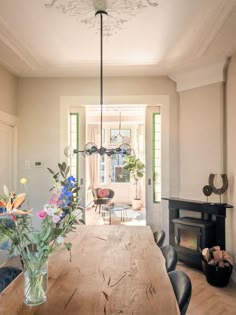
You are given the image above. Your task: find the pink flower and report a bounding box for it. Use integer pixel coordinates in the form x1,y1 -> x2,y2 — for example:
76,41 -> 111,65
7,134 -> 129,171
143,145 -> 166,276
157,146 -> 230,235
10,214 -> 17,222
37,210 -> 47,219
49,193 -> 59,206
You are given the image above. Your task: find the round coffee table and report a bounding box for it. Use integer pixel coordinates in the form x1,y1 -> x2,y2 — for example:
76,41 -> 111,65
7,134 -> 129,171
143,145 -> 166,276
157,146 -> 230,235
103,203 -> 130,224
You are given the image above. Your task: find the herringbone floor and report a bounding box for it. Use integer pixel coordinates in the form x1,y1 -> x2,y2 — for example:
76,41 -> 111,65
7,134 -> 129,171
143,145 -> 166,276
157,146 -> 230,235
177,263 -> 236,315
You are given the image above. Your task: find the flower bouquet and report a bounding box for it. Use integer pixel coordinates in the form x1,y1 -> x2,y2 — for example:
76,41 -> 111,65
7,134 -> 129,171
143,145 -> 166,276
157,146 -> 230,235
0,162 -> 83,306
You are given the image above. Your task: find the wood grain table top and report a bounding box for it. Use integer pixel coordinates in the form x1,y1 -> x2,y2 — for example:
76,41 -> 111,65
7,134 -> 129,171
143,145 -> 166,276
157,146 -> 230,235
0,225 -> 180,315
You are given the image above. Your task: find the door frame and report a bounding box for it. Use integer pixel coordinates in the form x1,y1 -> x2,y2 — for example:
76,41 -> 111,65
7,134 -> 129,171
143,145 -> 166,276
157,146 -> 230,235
0,110 -> 17,190
60,95 -> 170,229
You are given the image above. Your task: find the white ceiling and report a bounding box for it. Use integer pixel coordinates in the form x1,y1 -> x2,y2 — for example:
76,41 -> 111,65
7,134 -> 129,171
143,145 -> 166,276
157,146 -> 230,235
0,0 -> 236,78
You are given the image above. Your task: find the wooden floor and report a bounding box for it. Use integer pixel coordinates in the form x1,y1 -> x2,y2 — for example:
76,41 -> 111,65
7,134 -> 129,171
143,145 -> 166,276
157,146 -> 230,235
85,205 -> 146,226
177,262 -> 236,315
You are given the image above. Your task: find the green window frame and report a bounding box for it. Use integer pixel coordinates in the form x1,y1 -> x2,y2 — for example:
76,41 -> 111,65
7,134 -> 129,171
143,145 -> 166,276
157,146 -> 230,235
70,113 -> 79,180
152,113 -> 161,203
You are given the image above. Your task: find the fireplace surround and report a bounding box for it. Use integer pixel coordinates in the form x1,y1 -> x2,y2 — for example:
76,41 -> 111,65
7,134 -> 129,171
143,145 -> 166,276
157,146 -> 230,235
163,198 -> 233,269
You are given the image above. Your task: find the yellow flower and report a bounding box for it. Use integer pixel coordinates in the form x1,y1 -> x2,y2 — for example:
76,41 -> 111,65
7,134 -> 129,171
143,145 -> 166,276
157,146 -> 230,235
20,178 -> 27,184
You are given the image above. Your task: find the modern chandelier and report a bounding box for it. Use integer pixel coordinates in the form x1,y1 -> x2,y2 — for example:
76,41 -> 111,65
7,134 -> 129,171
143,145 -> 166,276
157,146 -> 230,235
110,112 -> 130,144
64,10 -> 132,158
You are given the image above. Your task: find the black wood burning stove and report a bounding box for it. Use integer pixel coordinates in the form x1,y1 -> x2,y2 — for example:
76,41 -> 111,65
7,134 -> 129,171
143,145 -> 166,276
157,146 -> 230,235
163,198 -> 233,269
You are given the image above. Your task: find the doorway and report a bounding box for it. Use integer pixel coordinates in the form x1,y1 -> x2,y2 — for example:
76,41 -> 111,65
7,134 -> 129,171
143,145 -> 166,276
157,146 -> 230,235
85,104 -> 146,225
60,95 -> 169,230
0,112 -> 16,193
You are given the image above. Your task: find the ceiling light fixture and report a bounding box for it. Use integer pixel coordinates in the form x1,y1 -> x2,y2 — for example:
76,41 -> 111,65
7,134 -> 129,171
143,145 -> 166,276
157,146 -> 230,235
45,1 -> 159,36
64,10 -> 132,158
111,112 -> 130,144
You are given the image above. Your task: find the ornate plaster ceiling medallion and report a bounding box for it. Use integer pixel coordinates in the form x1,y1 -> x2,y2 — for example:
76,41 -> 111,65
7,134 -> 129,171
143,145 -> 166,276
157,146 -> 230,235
44,0 -> 158,36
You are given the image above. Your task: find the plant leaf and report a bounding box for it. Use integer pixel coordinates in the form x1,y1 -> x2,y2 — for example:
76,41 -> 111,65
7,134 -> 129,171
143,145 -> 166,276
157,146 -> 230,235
3,185 -> 9,198
47,168 -> 55,175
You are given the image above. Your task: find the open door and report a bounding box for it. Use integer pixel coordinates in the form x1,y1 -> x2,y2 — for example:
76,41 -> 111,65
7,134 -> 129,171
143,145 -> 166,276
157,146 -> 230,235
145,101 -> 170,234
145,106 -> 162,231
0,122 -> 15,191
0,111 -> 17,193
69,106 -> 86,208
60,101 -> 86,208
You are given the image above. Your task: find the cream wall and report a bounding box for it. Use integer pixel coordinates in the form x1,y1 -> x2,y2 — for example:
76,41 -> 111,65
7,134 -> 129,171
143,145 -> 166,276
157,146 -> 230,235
179,83 -> 224,201
16,76 -> 179,229
0,65 -> 17,115
226,53 -> 236,260
178,80 -> 236,264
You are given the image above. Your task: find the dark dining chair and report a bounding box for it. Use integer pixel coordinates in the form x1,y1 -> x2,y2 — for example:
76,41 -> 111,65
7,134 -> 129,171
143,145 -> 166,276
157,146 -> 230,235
168,270 -> 192,315
160,245 -> 178,272
0,266 -> 22,293
92,188 -> 114,214
153,230 -> 165,247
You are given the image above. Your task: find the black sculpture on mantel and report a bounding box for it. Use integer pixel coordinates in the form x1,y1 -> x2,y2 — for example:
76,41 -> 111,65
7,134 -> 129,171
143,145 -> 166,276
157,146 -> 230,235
202,185 -> 213,202
203,173 -> 228,203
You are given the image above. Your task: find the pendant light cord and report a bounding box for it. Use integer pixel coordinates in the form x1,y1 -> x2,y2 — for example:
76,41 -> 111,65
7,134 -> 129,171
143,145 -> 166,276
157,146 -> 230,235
64,10 -> 133,158
96,10 -> 107,148
100,11 -> 103,148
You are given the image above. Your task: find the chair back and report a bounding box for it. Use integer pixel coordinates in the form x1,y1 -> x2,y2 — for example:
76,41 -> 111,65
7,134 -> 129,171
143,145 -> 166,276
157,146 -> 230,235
94,188 -> 114,199
168,270 -> 192,315
160,245 -> 178,272
153,230 -> 165,247
0,267 -> 22,293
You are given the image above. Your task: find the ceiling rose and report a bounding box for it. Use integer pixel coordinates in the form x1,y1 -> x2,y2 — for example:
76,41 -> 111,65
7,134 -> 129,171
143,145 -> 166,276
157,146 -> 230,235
44,0 -> 158,36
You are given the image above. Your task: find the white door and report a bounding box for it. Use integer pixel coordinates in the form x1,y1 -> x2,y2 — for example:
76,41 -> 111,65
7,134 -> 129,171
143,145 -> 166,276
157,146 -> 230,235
0,122 -> 15,193
70,107 -> 86,208
145,106 -> 162,231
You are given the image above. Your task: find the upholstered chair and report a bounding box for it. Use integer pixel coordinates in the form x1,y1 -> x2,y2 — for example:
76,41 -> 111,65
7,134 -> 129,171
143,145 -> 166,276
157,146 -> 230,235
0,266 -> 22,293
168,270 -> 192,315
92,188 -> 114,214
153,230 -> 166,247
160,245 -> 178,272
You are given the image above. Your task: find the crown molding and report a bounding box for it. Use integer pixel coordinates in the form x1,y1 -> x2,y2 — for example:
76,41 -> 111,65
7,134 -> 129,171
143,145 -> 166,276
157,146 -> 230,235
168,59 -> 228,92
0,110 -> 17,126
194,1 -> 236,58
165,1 -> 236,62
0,16 -> 39,73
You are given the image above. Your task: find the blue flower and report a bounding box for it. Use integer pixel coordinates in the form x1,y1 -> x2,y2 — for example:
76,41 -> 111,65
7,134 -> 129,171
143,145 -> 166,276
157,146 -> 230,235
0,207 -> 6,214
59,186 -> 73,207
66,176 -> 77,188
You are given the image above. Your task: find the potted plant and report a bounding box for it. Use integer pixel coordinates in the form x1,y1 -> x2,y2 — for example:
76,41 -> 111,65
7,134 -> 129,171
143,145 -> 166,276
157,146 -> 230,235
123,155 -> 145,210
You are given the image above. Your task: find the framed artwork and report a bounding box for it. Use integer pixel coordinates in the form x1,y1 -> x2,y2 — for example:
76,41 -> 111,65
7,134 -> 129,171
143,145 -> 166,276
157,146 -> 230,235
110,129 -> 131,144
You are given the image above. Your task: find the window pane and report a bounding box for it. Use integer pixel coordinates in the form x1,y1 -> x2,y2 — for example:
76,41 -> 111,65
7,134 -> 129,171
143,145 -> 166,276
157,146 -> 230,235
100,155 -> 105,184
152,113 -> 161,203
111,155 -> 130,183
70,113 -> 79,179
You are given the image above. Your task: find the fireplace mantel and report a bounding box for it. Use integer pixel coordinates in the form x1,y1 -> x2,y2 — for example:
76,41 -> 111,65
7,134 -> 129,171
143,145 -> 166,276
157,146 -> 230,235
163,197 -> 232,216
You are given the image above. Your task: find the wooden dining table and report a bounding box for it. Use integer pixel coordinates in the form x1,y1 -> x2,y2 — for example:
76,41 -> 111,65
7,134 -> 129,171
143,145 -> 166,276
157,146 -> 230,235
0,225 -> 180,315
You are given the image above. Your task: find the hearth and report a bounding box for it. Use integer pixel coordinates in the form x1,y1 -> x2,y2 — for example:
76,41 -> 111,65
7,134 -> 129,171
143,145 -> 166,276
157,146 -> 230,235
172,217 -> 215,269
163,198 -> 233,269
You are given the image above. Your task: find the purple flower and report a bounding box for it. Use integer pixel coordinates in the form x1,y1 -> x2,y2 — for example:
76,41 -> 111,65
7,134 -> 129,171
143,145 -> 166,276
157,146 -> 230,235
52,215 -> 60,223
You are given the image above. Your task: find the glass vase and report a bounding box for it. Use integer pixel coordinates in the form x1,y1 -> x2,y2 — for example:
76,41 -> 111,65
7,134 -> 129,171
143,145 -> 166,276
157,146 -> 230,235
24,260 -> 48,306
